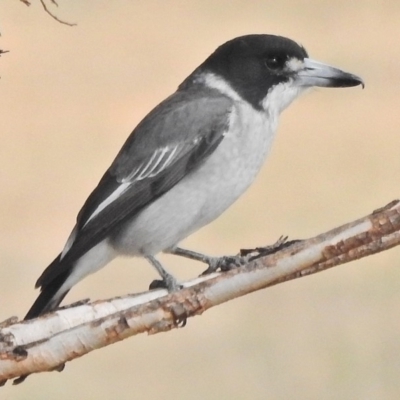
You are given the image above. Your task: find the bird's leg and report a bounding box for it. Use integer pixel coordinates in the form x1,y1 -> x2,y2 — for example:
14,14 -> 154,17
166,247 -> 247,275
145,255 -> 181,292
146,256 -> 188,326
168,237 -> 299,275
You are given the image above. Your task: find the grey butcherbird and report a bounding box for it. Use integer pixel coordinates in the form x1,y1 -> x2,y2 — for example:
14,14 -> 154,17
25,34 -> 363,320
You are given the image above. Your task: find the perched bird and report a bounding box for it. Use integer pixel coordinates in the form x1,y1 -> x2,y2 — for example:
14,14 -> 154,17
25,34 -> 363,320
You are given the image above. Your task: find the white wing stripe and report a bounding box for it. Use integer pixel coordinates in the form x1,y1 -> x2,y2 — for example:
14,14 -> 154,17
122,162 -> 144,182
136,145 -> 180,180
82,145 -> 183,225
148,145 -> 179,177
146,147 -> 170,176
82,181 -> 132,227
60,225 -> 78,259
136,150 -> 161,180
137,147 -> 169,179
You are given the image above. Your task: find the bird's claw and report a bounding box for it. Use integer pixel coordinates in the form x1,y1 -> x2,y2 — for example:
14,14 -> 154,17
149,276 -> 182,292
170,303 -> 188,327
200,236 -> 301,275
149,282 -> 188,327
200,255 -> 247,275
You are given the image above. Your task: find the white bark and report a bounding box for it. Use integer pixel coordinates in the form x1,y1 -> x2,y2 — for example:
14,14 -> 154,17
1,199 -> 399,385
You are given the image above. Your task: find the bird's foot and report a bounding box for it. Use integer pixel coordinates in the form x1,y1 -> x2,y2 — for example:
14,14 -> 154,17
200,254 -> 247,275
166,246 -> 246,275
148,275 -> 182,292
146,255 -> 182,292
146,256 -> 187,327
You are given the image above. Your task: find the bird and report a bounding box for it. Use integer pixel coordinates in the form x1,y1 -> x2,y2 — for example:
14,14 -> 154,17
24,34 -> 363,320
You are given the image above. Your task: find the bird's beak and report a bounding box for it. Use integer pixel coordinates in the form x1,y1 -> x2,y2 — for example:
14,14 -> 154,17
297,58 -> 364,88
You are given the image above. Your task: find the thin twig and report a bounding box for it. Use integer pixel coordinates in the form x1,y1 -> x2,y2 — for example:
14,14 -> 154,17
39,0 -> 76,26
19,0 -> 76,26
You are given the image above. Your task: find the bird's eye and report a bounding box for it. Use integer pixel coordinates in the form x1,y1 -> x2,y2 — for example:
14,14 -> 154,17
264,55 -> 285,71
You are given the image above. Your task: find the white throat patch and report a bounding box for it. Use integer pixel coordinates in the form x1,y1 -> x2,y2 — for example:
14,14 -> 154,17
261,79 -> 307,117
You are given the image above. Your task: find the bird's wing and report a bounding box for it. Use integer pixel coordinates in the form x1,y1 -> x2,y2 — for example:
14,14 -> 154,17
36,90 -> 233,288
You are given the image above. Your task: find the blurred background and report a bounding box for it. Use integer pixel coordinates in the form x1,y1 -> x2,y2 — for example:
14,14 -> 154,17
1,1 -> 400,398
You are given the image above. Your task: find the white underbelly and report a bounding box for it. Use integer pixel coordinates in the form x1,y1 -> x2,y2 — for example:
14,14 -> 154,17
113,102 -> 278,255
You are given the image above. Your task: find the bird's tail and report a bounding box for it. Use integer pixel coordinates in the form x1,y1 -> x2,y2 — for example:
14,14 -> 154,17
24,240 -> 117,320
24,261 -> 71,320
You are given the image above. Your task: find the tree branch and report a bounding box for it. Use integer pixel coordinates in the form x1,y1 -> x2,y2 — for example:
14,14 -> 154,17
1,199 -> 399,385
